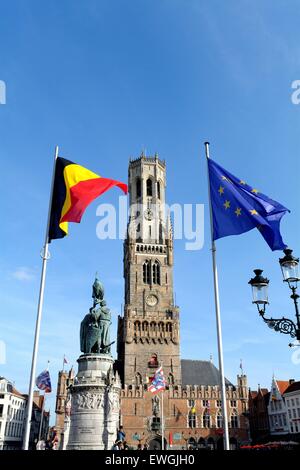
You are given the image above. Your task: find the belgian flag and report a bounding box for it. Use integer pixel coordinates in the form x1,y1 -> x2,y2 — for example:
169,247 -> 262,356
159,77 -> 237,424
48,157 -> 127,241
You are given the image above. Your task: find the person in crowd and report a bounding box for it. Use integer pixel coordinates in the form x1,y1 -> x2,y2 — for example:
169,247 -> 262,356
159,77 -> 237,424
117,425 -> 126,442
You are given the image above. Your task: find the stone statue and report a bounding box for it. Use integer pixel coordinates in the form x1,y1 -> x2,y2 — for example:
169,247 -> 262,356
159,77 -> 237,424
92,274 -> 104,307
152,395 -> 160,416
99,301 -> 112,354
80,275 -> 114,355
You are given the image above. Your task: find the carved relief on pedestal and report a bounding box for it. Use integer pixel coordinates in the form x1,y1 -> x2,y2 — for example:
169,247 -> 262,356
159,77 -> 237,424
71,391 -> 104,412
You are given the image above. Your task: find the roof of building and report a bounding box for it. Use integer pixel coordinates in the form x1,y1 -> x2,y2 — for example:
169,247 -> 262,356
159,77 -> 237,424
250,388 -> 270,406
181,360 -> 233,387
283,381 -> 300,395
12,386 -> 25,399
276,380 -> 290,395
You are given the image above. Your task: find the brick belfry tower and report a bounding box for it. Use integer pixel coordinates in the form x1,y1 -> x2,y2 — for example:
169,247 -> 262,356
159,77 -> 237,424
117,152 -> 181,387
117,154 -> 250,450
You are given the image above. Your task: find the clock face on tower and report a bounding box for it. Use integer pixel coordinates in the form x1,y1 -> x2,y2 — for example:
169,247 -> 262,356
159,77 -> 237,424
146,294 -> 158,307
144,208 -> 153,221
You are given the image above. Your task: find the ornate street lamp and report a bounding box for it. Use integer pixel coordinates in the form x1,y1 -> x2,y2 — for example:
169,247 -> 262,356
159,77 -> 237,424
279,249 -> 300,286
248,249 -> 300,343
249,269 -> 269,309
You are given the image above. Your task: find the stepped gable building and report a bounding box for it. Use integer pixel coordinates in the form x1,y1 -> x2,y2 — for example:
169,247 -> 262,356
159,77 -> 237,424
248,386 -> 270,443
268,377 -> 290,437
117,153 -> 250,450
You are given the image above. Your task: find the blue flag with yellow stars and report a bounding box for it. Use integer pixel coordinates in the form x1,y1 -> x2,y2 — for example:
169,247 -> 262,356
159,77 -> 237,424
208,158 -> 289,251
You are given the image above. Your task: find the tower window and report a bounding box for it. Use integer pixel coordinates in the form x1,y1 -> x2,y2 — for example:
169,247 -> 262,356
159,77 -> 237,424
157,181 -> 161,199
143,260 -> 151,284
146,178 -> 153,197
136,178 -> 141,198
153,260 -> 160,285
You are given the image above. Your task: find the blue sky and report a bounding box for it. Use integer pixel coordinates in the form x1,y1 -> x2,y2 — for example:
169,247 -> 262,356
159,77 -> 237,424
1,0 -> 300,424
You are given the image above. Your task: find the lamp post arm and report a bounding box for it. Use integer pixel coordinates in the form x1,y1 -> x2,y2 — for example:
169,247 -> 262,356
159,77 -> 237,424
257,307 -> 298,339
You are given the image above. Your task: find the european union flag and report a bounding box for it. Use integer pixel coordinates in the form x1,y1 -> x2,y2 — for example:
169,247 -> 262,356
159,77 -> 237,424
208,158 -> 289,251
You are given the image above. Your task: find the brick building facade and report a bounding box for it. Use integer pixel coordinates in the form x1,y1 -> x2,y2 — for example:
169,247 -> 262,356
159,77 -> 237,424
55,368 -> 74,449
249,387 -> 270,443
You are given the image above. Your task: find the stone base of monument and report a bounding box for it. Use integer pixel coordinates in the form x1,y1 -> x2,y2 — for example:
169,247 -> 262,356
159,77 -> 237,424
66,354 -> 120,450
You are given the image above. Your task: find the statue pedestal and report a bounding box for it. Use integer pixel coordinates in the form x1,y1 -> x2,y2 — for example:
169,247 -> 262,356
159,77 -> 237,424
66,354 -> 120,450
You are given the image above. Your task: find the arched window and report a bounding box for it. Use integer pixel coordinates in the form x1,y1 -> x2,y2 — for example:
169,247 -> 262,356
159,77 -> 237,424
216,412 -> 223,428
203,411 -> 210,428
207,437 -> 215,450
143,260 -> 151,284
188,411 -> 196,428
198,438 -> 206,449
152,260 -> 160,284
146,178 -> 153,196
134,321 -> 141,336
157,181 -> 161,199
158,322 -> 164,335
188,437 -> 197,449
136,177 -> 141,198
230,410 -> 238,428
230,437 -> 238,450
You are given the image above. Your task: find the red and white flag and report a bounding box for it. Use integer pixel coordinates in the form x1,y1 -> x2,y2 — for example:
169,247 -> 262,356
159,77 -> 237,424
148,366 -> 167,394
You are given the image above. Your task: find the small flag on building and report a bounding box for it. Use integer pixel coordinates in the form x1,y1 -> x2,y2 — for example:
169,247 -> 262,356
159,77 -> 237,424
148,366 -> 167,394
63,355 -> 69,365
36,370 -> 52,393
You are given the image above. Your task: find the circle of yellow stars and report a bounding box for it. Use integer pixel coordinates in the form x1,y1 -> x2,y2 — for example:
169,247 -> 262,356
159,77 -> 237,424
218,176 -> 260,219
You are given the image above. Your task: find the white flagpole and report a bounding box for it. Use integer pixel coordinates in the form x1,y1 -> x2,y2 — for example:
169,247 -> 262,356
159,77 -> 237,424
204,142 -> 230,451
161,390 -> 164,450
23,146 -> 59,450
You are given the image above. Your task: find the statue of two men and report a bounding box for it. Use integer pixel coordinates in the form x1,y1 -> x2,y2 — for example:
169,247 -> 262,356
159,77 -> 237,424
80,276 -> 113,355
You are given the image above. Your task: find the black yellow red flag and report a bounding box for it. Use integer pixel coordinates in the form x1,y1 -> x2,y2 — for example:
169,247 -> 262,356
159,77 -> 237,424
48,157 -> 127,241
